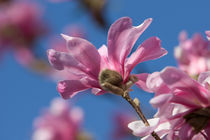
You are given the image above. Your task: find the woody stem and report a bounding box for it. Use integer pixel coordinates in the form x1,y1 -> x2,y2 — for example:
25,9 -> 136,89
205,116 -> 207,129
122,92 -> 161,140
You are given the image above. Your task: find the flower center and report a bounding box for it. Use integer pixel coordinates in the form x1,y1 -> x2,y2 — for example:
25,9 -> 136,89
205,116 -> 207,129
98,69 -> 138,96
184,107 -> 210,133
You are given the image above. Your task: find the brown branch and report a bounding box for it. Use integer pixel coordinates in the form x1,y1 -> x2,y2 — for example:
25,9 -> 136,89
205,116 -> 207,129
122,91 -> 161,140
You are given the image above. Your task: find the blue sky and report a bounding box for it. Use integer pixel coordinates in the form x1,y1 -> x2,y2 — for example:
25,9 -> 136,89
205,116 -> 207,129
0,0 -> 209,140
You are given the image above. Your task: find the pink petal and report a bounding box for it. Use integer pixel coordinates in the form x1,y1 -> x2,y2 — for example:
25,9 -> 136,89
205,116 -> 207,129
128,118 -> 159,137
178,124 -> 195,140
62,34 -> 101,78
98,45 -> 109,70
160,67 -> 209,107
198,71 -> 210,87
179,31 -> 188,42
135,73 -> 153,92
91,88 -> 106,95
107,17 -> 152,72
205,31 -> 210,41
57,80 -> 89,99
126,37 -> 167,76
204,125 -> 210,138
150,94 -> 172,108
146,72 -> 170,95
47,49 -> 86,72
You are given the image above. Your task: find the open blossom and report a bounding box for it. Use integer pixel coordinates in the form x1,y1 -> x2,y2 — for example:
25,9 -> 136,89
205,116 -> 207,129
174,31 -> 210,77
0,2 -> 46,61
47,17 -> 167,99
206,31 -> 210,41
129,67 -> 210,140
32,98 -> 88,140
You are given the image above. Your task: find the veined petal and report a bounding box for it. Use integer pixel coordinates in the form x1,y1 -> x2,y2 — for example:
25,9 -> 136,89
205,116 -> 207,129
57,80 -> 89,99
107,17 -> 152,72
146,72 -> 170,95
47,49 -> 86,72
62,34 -> 101,78
178,124 -> 195,140
150,94 -> 172,108
128,118 -> 159,137
160,67 -> 209,107
98,45 -> 109,70
198,71 -> 210,89
126,37 -> 167,76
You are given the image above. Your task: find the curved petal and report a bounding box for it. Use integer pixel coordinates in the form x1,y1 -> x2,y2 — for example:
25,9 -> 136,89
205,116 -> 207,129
178,124 -> 195,140
98,45 -> 109,70
128,118 -> 159,137
91,88 -> 106,95
135,73 -> 153,92
107,17 -> 152,72
62,34 -> 101,78
146,72 -> 170,95
57,80 -> 89,99
160,67 -> 209,107
198,71 -> 210,89
205,30 -> 210,41
126,37 -> 167,76
150,94 -> 172,108
47,49 -> 86,71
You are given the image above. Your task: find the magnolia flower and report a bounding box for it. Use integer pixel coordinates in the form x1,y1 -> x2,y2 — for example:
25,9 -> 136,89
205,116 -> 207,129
129,67 -> 210,140
32,98 -> 88,140
47,17 -> 167,99
206,31 -> 210,41
0,2 -> 46,61
174,31 -> 210,77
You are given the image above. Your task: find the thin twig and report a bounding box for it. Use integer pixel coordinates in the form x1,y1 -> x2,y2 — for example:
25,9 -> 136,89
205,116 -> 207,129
122,91 -> 161,140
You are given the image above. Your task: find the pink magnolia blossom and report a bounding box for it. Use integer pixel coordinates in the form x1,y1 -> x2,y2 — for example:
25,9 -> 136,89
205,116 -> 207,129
174,31 -> 210,77
129,67 -> 210,140
0,2 -> 46,61
47,17 -> 167,99
32,98 -> 84,140
206,31 -> 210,41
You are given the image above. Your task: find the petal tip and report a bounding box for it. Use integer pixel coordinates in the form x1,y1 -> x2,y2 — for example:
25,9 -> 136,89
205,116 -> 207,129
61,33 -> 73,41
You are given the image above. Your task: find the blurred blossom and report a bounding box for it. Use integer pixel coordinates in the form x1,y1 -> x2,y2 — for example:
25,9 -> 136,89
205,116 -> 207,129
129,67 -> 210,139
0,1 -> 47,62
47,17 -> 167,99
32,98 -> 92,140
206,31 -> 210,41
174,31 -> 210,78
112,113 -> 137,140
10,25 -> 86,76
